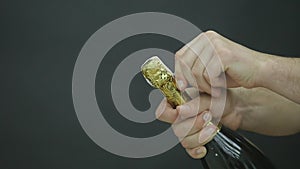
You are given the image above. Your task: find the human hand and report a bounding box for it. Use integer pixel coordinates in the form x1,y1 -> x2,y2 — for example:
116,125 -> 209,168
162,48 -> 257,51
155,86 -> 300,159
175,30 -> 267,96
155,89 -> 237,159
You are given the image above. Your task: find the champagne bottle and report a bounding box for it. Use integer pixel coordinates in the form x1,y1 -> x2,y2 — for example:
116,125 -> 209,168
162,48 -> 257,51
141,56 -> 276,169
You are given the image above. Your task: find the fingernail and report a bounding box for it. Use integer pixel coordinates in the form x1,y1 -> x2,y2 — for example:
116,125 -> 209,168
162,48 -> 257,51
198,126 -> 216,144
196,147 -> 204,155
155,99 -> 166,118
202,111 -> 212,123
177,80 -> 184,90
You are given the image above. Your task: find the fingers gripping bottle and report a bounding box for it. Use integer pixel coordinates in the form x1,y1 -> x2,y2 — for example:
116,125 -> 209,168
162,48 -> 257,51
141,56 -> 275,169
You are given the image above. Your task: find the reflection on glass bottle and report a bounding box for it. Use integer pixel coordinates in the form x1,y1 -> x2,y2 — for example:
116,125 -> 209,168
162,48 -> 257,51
141,56 -> 276,169
203,127 -> 275,169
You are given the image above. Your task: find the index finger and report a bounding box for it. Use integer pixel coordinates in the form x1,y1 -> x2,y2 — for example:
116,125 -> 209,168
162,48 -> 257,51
177,93 -> 211,120
175,32 -> 210,90
155,98 -> 179,124
175,33 -> 204,89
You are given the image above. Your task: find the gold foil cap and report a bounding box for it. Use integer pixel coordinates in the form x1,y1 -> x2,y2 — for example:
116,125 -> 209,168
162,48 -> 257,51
141,56 -> 185,107
141,56 -> 173,88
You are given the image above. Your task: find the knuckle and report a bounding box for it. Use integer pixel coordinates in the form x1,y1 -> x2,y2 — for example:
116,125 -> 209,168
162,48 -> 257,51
175,50 -> 184,59
172,125 -> 182,137
192,67 -> 207,90
211,37 -> 222,46
181,139 -> 190,148
191,67 -> 200,78
216,48 -> 231,57
155,110 -> 165,120
195,32 -> 206,41
205,31 -> 223,47
155,113 -> 163,120
197,32 -> 205,38
205,30 -> 218,39
178,111 -> 187,120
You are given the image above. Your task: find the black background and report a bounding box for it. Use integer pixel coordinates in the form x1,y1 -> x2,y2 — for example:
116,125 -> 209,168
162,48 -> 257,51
1,0 -> 300,169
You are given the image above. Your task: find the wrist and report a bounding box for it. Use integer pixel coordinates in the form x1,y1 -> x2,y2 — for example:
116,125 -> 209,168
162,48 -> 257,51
253,53 -> 274,88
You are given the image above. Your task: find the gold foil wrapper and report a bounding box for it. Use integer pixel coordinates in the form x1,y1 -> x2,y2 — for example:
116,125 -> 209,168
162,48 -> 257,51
141,56 -> 185,107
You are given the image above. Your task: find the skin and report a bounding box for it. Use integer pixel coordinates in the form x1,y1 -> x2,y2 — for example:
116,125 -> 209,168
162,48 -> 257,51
259,55 -> 300,104
156,30 -> 300,159
175,30 -> 300,103
156,87 -> 300,159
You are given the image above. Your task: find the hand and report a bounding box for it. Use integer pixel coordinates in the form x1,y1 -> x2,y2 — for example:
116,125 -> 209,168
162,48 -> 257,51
155,95 -> 214,159
175,30 -> 267,96
155,90 -> 236,159
155,87 -> 300,159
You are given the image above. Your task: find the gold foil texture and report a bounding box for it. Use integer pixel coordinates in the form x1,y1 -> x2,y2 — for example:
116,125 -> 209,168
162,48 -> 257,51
141,56 -> 185,107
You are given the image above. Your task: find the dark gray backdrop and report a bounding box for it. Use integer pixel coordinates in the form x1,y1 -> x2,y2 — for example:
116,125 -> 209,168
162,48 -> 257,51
1,0 -> 300,169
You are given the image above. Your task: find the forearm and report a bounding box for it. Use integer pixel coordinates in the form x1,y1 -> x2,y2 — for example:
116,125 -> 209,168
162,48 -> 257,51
234,87 -> 300,136
257,54 -> 300,104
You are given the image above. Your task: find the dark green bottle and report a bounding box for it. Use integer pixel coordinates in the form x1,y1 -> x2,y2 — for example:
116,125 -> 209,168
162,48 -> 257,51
202,127 -> 276,169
